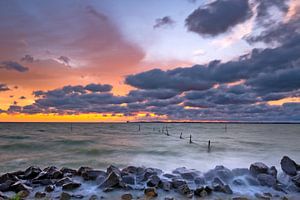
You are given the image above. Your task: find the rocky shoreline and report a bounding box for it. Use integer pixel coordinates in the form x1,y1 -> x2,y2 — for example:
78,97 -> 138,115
0,156 -> 300,200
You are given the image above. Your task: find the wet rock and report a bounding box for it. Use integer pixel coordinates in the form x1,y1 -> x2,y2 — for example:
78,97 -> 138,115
281,156 -> 298,176
143,168 -> 162,181
232,178 -> 246,186
122,166 -> 138,175
99,171 -> 121,188
0,191 -> 8,199
72,194 -> 84,199
60,167 -> 77,175
147,175 -> 160,187
10,181 -> 32,193
194,187 -> 209,197
163,173 -> 178,179
82,170 -> 106,181
257,174 -> 276,187
35,191 -> 46,198
56,177 -> 72,187
255,193 -> 271,200
164,197 -> 175,200
103,187 -> 114,192
0,173 -> 19,184
212,177 -> 233,194
245,176 -> 260,186
232,197 -> 249,200
107,165 -> 121,176
45,185 -> 55,192
121,193 -> 133,200
171,179 -> 186,188
213,165 -> 234,182
291,173 -> 300,187
144,187 -> 157,197
177,183 -> 191,195
194,176 -> 205,185
122,175 -> 135,185
77,167 -> 93,176
250,162 -> 269,176
89,195 -> 99,200
32,179 -> 53,186
159,179 -> 171,191
60,192 -> 71,200
173,167 -> 200,181
23,166 -> 42,179
17,190 -> 30,198
96,175 -> 106,185
62,182 -> 81,190
0,180 -> 15,192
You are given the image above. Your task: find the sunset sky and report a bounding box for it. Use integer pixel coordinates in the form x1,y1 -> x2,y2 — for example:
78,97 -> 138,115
0,0 -> 300,122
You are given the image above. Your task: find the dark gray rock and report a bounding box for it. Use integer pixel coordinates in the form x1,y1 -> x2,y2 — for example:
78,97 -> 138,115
212,177 -> 233,194
281,156 -> 298,176
147,175 -> 160,187
82,170 -> 106,181
0,180 -> 15,192
121,193 -> 133,200
23,166 -> 42,179
89,195 -> 99,200
45,184 -> 55,192
163,173 -> 178,179
171,179 -> 186,188
292,173 -> 300,187
257,174 -> 276,187
32,179 -> 53,186
60,167 -> 77,175
122,175 -> 135,185
0,173 -> 18,184
194,176 -> 206,185
77,167 -> 92,176
249,162 -> 269,176
232,178 -> 246,186
56,177 -> 72,187
144,187 -> 157,197
158,179 -> 171,191
177,183 -> 191,195
62,182 -> 81,190
17,190 -> 30,199
35,191 -> 46,198
60,192 -> 71,200
107,165 -> 121,176
10,181 -> 32,193
143,168 -> 162,181
96,175 -> 106,185
268,166 -> 277,178
99,171 -> 121,188
245,176 -> 260,186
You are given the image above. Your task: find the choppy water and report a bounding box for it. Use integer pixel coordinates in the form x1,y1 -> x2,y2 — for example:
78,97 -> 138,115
0,123 -> 299,173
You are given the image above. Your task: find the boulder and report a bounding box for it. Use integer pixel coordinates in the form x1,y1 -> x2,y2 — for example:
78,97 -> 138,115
99,171 -> 121,188
159,179 -> 171,191
268,166 -> 277,178
122,175 -> 135,185
249,162 -> 269,176
212,177 -> 233,194
32,179 -> 53,186
82,170 -> 106,181
213,165 -> 234,182
281,156 -> 298,176
56,177 -> 72,187
194,176 -> 206,185
23,166 -> 42,179
173,167 -> 200,181
257,174 -> 276,187
177,183 -> 191,195
107,165 -> 121,176
0,180 -> 15,192
62,182 -> 81,190
60,167 -> 77,175
147,175 -> 160,187
144,187 -> 157,197
121,193 -> 133,200
0,173 -> 18,184
77,166 -> 93,176
35,191 -> 46,198
10,181 -> 32,193
121,166 -> 138,174
17,190 -> 30,198
292,173 -> 300,187
194,187 -> 207,197
143,168 -> 162,181
232,178 -> 246,186
45,184 -> 55,192
163,173 -> 179,179
60,192 -> 71,200
89,195 -> 99,200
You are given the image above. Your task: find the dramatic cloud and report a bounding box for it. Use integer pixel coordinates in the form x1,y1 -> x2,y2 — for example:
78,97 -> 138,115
153,16 -> 175,29
57,56 -> 71,65
185,0 -> 252,36
84,83 -> 112,93
0,83 -> 9,92
21,55 -> 34,63
0,61 -> 29,72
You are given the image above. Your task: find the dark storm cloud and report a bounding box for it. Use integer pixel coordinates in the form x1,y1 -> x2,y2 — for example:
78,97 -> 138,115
21,55 -> 34,63
57,56 -> 71,65
185,0 -> 252,36
0,83 -> 10,92
128,89 -> 179,100
153,16 -> 175,29
0,61 -> 29,72
84,83 -> 112,93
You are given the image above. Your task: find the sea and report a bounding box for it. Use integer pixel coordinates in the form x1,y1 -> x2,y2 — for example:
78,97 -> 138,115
0,122 -> 299,173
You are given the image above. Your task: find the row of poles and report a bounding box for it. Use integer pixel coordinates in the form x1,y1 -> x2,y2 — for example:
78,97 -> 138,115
137,124 -> 220,152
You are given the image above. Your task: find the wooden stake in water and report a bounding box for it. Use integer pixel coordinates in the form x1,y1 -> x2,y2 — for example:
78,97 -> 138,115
70,123 -> 73,132
138,124 -> 141,131
180,132 -> 183,139
208,140 -> 211,152
166,126 -> 169,136
189,134 -> 192,144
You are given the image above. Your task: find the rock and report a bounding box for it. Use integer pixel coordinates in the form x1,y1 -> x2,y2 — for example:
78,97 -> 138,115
0,173 -> 19,184
77,166 -> 93,176
17,190 -> 30,198
212,177 -> 233,194
245,176 -> 260,186
291,173 -> 300,187
172,167 -> 200,181
0,191 -> 8,199
107,165 -> 121,176
35,191 -> 46,198
232,197 -> 249,200
147,175 -> 160,187
99,171 -> 121,188
232,178 -> 246,186
250,162 -> 269,176
164,197 -> 175,200
257,174 -> 276,187
72,194 -> 84,199
60,167 -> 77,175
23,166 -> 42,179
255,193 -> 271,200
177,183 -> 191,195
159,180 -> 171,191
10,181 -> 32,193
82,170 -> 106,181
45,185 -> 55,192
194,177 -> 205,185
194,187 -> 207,197
56,177 -> 72,187
60,192 -> 71,200
268,166 -> 277,178
32,178 -> 53,186
0,180 -> 15,192
89,195 -> 99,200
163,173 -> 178,179
281,156 -> 298,176
214,165 -> 234,182
62,182 -> 81,190
41,166 -> 63,179
96,175 -> 106,185
232,168 -> 250,176
121,193 -> 133,200
171,179 -> 186,188
103,187 -> 114,192
143,168 -> 162,181
144,187 -> 157,197
122,166 -> 138,175
122,175 -> 135,185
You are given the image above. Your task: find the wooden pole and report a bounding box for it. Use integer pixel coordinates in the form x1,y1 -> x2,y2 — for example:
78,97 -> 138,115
189,134 -> 192,144
208,140 -> 211,152
180,132 -> 183,139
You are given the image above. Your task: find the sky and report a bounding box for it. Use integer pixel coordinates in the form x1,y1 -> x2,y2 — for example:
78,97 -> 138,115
0,0 -> 300,122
